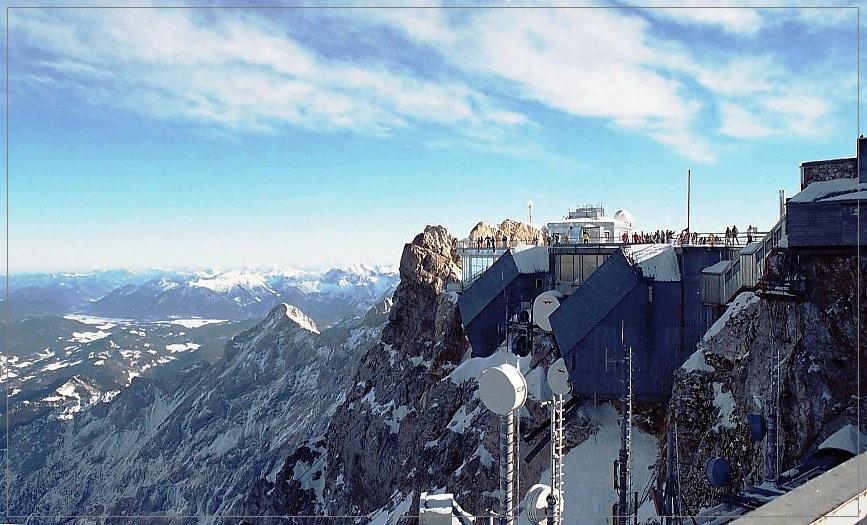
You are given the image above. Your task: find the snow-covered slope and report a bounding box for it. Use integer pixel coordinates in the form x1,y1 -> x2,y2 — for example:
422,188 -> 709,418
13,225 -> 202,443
0,314 -> 255,430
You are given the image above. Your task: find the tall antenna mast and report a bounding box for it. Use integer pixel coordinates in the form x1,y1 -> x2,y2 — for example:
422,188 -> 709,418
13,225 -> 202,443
686,169 -> 692,238
615,322 -> 633,525
664,415 -> 681,525
548,393 -> 565,525
766,311 -> 781,484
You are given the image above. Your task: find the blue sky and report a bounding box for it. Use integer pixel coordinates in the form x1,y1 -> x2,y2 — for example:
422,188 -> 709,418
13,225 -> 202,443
4,4 -> 860,271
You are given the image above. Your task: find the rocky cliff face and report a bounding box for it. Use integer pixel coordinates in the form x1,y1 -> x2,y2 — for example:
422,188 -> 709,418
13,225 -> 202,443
245,225 -> 494,519
5,302 -> 385,521
668,253 -> 866,510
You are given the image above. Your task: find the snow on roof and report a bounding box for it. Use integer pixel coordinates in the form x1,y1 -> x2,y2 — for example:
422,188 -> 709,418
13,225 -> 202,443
622,244 -> 681,281
702,260 -> 731,275
511,246 -> 549,274
789,178 -> 867,203
817,424 -> 867,455
740,241 -> 763,254
548,217 -> 612,225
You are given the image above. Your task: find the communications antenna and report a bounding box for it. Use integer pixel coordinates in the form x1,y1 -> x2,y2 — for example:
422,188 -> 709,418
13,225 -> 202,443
614,322 -> 634,525
480,364 -> 527,525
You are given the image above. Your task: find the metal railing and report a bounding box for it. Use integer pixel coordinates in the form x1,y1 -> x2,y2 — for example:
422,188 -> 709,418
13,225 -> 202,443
456,238 -> 545,250
703,218 -> 787,305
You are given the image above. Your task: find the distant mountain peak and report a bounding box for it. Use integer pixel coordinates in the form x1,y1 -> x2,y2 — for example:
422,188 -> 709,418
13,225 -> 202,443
277,303 -> 320,334
189,270 -> 274,294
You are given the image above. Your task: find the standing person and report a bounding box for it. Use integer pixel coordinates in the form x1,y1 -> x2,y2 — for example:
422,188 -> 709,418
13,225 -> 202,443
582,231 -> 590,244
476,236 -> 482,250
502,234 -> 508,248
725,226 -> 732,245
621,232 -> 629,244
746,224 -> 753,244
732,224 -> 740,245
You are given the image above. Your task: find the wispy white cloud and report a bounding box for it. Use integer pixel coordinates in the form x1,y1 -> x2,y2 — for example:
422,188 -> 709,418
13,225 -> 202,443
11,9 -> 528,150
360,8 -> 720,161
628,3 -> 765,36
10,6 -> 854,163
719,103 -> 773,139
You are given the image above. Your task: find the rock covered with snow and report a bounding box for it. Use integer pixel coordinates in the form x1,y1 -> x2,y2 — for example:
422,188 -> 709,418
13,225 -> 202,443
667,253 -> 867,510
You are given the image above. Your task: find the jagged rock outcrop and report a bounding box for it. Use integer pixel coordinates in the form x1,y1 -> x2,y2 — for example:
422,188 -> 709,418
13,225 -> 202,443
245,225 -> 487,519
469,219 -> 544,245
668,254 -> 867,510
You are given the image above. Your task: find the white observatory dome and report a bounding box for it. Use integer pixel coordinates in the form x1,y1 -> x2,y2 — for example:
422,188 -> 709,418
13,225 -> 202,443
614,209 -> 635,226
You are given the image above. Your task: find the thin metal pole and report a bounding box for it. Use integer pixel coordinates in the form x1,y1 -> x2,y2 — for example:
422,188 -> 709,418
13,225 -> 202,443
687,169 -> 692,237
501,411 -> 516,525
547,395 -> 564,525
617,323 -> 631,525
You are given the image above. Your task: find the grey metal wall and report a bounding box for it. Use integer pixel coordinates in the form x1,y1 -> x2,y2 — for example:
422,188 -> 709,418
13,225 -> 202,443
787,200 -> 864,247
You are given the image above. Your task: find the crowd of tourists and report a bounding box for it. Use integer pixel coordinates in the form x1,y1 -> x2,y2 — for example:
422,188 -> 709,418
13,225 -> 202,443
467,224 -> 761,249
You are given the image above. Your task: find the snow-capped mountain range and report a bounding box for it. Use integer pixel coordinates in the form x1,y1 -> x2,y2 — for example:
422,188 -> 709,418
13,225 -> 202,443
6,265 -> 399,326
0,265 -> 399,462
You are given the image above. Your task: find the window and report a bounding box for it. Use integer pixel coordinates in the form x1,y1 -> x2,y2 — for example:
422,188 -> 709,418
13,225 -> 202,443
582,254 -> 598,283
559,254 -> 574,282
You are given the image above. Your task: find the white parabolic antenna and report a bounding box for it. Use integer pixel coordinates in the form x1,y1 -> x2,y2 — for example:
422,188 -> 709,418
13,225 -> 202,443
547,357 -> 571,396
525,484 -> 560,525
479,364 -> 527,415
532,290 -> 563,332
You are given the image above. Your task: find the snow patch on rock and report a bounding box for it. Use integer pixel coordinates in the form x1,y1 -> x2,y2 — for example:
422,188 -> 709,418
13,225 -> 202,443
681,349 -> 715,373
703,291 -> 760,343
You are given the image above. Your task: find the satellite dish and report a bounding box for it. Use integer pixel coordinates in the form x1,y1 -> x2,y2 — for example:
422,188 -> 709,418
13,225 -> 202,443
532,291 -> 562,332
746,413 -> 766,442
546,358 -> 571,396
511,334 -> 530,357
705,457 -> 732,488
479,364 -> 527,415
524,484 -> 559,525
